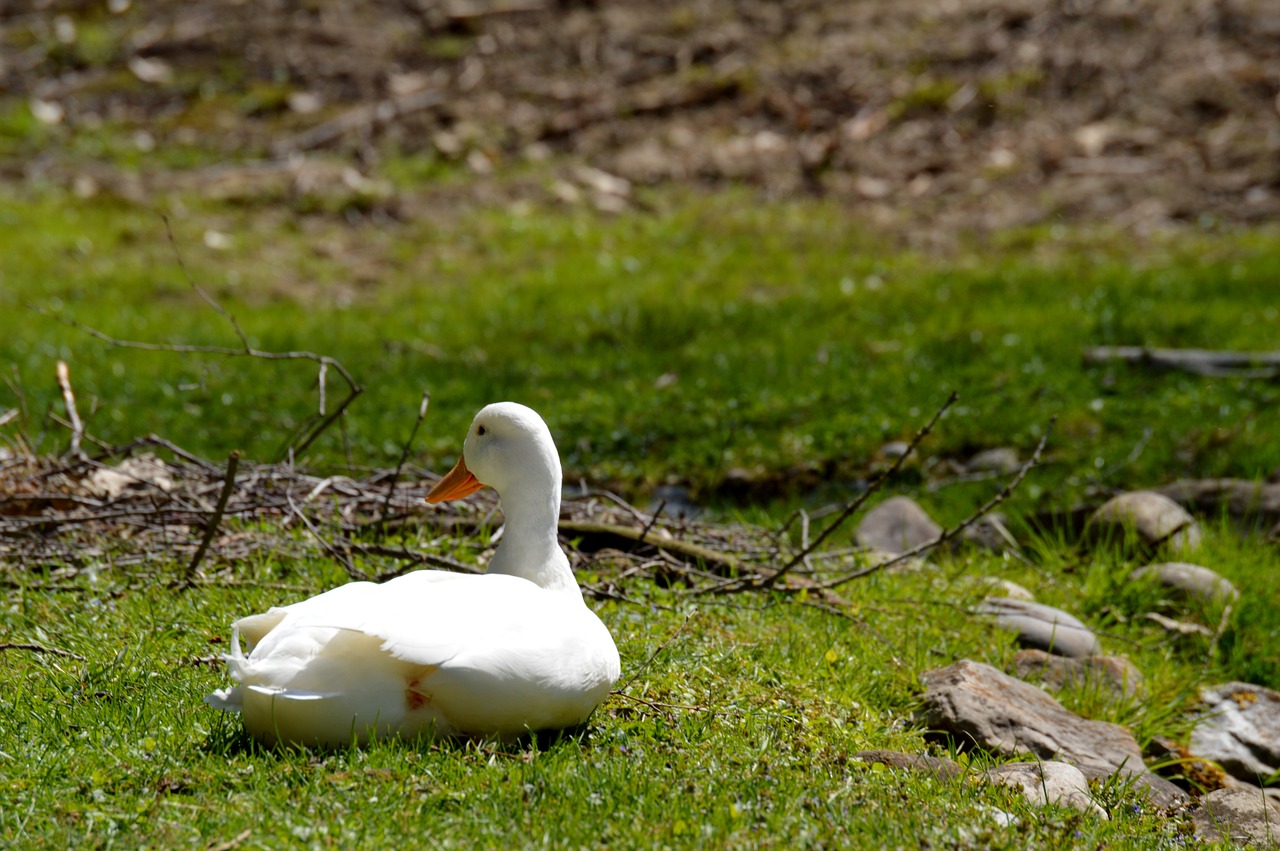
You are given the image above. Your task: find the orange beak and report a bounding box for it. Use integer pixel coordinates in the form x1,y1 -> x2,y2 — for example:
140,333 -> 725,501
425,455 -> 485,504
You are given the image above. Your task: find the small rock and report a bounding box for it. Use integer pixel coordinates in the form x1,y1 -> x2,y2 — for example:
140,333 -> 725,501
1190,682 -> 1280,784
879,440 -> 911,460
975,598 -> 1101,657
982,761 -> 1106,816
967,448 -> 1022,475
919,660 -> 1146,776
852,750 -> 963,781
1077,765 -> 1189,808
1130,562 -> 1238,602
855,496 -> 941,555
1012,649 -> 1145,700
1192,787 -> 1280,845
1086,491 -> 1202,554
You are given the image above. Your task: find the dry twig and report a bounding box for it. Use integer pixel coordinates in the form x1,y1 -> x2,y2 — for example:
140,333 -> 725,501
32,220 -> 363,461
0,642 -> 86,661
179,450 -> 240,587
54,360 -> 86,460
754,391 -> 958,590
815,417 -> 1054,590
375,391 -> 430,536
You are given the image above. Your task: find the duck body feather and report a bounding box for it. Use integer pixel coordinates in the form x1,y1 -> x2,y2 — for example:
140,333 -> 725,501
208,571 -> 619,747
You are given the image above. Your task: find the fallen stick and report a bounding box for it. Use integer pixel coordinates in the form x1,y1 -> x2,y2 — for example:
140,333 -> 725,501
179,450 -> 240,586
0,641 -> 86,661
55,360 -> 86,460
1084,346 -> 1280,378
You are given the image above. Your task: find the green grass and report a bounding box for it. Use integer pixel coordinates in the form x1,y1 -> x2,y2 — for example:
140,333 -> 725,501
3,180 -> 1279,847
2,183 -> 1278,517
6,519 -> 1268,847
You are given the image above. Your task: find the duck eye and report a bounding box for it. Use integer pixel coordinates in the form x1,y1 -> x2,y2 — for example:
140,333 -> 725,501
477,425 -> 487,436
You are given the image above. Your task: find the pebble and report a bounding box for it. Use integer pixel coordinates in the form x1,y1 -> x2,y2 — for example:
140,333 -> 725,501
982,761 -> 1105,816
1129,562 -> 1238,602
1087,491 -> 1202,554
855,496 -> 941,555
975,598 -> 1101,657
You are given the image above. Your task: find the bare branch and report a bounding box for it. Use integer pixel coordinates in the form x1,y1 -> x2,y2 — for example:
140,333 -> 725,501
756,391 -> 957,589
375,391 -> 430,536
179,450 -> 240,587
816,418 -> 1054,590
31,245 -> 363,461
0,642 -> 86,661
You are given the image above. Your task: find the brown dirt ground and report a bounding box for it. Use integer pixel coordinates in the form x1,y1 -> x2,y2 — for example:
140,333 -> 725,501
4,0 -> 1280,243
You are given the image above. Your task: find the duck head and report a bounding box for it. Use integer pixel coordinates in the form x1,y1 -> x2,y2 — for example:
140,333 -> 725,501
426,402 -> 562,506
425,402 -> 576,592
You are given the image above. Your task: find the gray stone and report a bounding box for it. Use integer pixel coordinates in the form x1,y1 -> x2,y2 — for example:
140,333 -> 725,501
1077,764 -> 1190,808
1011,649 -> 1145,700
975,598 -> 1101,657
967,448 -> 1022,475
1190,682 -> 1280,784
1130,562 -> 1238,602
852,750 -> 963,781
982,761 -> 1105,816
919,660 -> 1147,776
855,496 -> 942,555
1193,787 -> 1280,846
879,441 -> 911,460
1087,491 -> 1202,554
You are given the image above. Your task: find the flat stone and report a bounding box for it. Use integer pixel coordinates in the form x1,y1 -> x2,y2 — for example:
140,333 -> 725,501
1129,562 -> 1238,602
1087,491 -> 1202,554
1076,764 -> 1190,808
1190,682 -> 1280,784
919,660 -> 1146,776
982,761 -> 1105,816
975,598 -> 1101,657
855,496 -> 941,555
1193,787 -> 1280,845
1011,649 -> 1145,700
852,750 -> 963,781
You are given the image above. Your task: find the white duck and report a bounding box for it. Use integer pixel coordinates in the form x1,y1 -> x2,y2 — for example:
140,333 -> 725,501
205,402 -> 620,747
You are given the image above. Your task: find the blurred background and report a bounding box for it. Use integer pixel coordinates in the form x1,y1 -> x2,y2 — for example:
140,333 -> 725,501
2,0 -> 1279,514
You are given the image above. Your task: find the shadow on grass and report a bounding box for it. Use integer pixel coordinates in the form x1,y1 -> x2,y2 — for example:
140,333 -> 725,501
201,714 -> 600,759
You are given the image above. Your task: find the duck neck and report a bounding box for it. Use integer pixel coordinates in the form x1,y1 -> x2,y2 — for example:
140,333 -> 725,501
486,478 -> 580,595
